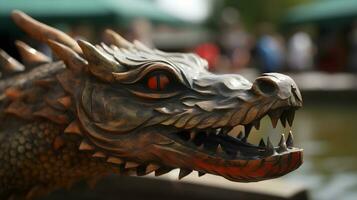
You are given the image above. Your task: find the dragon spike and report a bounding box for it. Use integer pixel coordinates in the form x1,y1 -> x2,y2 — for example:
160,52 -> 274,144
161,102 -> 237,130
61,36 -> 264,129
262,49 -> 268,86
77,39 -> 122,82
47,39 -> 87,73
11,10 -> 81,53
107,156 -> 124,164
64,120 -> 82,135
79,140 -> 95,151
0,49 -> 25,72
286,131 -> 294,148
15,40 -> 50,66
92,151 -> 106,158
57,96 -> 72,109
103,29 -> 132,48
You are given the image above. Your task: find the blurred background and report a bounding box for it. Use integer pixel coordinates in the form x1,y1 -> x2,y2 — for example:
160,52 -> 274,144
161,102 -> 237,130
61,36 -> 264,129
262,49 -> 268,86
1,0 -> 357,200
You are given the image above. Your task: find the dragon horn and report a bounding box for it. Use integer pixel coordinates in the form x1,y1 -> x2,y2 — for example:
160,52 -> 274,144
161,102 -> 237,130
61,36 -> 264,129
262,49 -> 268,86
11,10 -> 82,54
0,49 -> 25,73
103,29 -> 132,48
47,39 -> 87,73
77,39 -> 122,82
15,40 -> 51,66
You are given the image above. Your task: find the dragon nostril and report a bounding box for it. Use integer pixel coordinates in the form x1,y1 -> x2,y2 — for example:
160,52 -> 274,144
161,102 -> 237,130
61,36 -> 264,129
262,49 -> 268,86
255,79 -> 278,95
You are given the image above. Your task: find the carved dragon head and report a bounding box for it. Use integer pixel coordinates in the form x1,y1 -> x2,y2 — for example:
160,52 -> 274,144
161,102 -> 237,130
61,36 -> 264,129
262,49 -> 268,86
10,10 -> 303,182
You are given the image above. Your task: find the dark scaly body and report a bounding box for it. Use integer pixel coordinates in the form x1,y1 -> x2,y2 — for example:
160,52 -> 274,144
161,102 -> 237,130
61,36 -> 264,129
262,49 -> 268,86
0,64 -> 119,199
0,121 -> 115,197
0,10 -> 304,199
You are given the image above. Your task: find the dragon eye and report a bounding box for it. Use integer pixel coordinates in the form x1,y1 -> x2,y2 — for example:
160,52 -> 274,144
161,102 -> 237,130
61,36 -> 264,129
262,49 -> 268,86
147,73 -> 170,91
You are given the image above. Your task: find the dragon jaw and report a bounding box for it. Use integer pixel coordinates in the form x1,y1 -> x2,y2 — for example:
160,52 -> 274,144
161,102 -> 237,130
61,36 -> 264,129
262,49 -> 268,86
9,10 -> 303,183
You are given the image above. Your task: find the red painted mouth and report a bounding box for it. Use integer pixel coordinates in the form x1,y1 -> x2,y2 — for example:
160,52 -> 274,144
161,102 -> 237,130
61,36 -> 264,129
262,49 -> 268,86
157,107 -> 303,182
192,147 -> 303,182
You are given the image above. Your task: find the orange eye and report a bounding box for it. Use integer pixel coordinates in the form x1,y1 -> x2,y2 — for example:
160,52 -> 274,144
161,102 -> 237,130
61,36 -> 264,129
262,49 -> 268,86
147,74 -> 170,91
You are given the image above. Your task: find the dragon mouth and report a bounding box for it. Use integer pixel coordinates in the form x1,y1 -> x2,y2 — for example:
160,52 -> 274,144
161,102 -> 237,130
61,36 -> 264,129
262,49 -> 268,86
160,107 -> 303,182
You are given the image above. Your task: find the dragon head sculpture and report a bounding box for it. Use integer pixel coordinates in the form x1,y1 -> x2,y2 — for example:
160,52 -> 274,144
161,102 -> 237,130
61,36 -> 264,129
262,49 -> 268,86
10,10 -> 303,183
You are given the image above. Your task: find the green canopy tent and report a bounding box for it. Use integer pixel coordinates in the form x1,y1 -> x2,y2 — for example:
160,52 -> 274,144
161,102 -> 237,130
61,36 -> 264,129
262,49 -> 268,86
0,0 -> 188,33
284,0 -> 357,26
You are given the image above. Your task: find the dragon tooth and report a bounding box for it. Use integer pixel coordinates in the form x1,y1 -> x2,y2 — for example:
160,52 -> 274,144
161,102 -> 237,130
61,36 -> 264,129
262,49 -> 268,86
268,109 -> 284,128
145,164 -> 160,174
125,161 -> 140,169
266,137 -> 276,154
286,131 -> 294,148
268,114 -> 279,128
178,168 -> 193,180
277,134 -> 288,152
198,171 -> 206,177
259,138 -> 266,147
155,167 -> 173,176
244,124 -> 252,139
287,110 -> 295,127
107,156 -> 124,164
79,140 -> 94,151
280,111 -> 287,127
216,144 -> 224,154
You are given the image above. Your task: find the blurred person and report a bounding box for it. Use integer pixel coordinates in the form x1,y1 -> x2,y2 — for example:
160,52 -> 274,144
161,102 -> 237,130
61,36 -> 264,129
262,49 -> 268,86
219,7 -> 252,73
255,24 -> 285,73
316,29 -> 347,73
287,31 -> 314,72
194,42 -> 220,71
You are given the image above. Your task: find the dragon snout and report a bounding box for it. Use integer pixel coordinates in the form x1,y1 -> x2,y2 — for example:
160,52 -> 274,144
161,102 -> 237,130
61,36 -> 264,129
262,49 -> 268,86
252,73 -> 303,108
